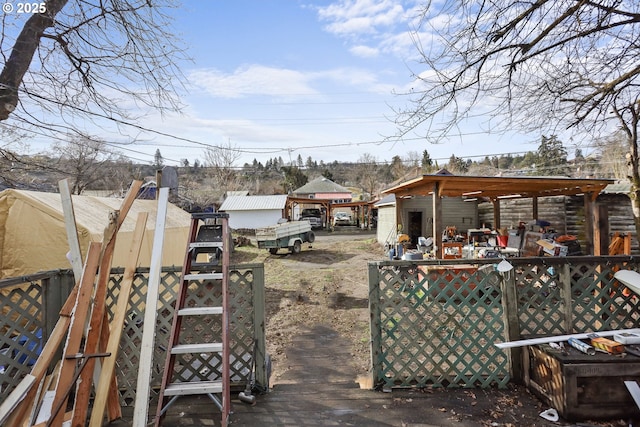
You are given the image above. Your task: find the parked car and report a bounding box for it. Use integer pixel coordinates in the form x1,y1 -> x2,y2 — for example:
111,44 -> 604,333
300,208 -> 323,229
333,212 -> 351,226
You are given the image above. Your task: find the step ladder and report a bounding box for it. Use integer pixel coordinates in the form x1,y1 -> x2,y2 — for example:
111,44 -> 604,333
154,212 -> 231,427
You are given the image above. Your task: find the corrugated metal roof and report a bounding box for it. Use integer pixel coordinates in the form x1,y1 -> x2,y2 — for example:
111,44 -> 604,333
602,182 -> 630,194
293,177 -> 350,194
219,195 -> 288,211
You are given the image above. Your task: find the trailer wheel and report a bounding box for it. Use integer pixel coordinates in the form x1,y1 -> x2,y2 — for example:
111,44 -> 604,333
307,231 -> 315,243
290,240 -> 302,254
269,248 -> 278,255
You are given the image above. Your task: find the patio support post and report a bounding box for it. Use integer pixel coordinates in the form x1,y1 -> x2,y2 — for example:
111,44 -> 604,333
594,203 -> 609,256
492,199 -> 501,230
432,183 -> 443,258
584,193 -> 595,255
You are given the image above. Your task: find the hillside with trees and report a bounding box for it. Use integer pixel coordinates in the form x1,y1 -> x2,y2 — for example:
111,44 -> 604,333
0,132 -> 628,212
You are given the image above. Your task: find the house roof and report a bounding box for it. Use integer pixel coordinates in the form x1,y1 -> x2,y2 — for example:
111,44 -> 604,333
293,177 -> 351,195
374,194 -> 395,207
219,195 -> 288,211
382,174 -> 615,199
602,182 -> 630,194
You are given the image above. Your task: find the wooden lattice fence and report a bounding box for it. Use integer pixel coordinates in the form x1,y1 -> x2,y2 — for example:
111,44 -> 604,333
369,256 -> 640,390
0,264 -> 266,405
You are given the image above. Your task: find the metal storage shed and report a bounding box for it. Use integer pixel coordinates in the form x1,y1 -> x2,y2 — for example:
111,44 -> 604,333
219,195 -> 288,229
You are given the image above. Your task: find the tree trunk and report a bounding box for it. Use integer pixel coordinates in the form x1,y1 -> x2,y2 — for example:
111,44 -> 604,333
0,0 -> 69,120
626,113 -> 640,245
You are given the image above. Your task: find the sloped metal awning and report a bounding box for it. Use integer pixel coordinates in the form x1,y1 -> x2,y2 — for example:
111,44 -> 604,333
382,175 -> 614,200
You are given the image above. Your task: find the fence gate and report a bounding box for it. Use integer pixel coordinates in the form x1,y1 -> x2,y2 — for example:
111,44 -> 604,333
369,262 -> 509,390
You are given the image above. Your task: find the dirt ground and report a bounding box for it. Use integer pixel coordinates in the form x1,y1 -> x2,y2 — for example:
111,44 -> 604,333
230,230 -> 634,427
232,230 -> 377,381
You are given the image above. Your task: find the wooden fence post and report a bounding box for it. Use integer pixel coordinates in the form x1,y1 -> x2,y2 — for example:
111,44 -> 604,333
500,269 -> 522,382
560,263 -> 573,333
368,263 -> 382,389
42,271 -> 75,356
251,264 -> 268,390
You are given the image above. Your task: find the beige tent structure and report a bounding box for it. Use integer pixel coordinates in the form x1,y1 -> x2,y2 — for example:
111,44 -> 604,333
0,189 -> 191,279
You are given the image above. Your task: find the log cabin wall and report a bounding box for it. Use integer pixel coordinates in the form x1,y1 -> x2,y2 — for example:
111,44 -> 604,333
478,196 -> 568,234
479,193 -> 638,254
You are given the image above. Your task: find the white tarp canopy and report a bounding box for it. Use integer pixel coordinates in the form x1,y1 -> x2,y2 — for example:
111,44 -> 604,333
0,189 -> 191,279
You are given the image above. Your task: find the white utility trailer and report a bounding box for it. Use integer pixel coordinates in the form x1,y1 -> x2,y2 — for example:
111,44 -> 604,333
256,220 -> 315,254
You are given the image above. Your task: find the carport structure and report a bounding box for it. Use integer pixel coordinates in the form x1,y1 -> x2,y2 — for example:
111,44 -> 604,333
382,174 -> 615,258
285,196 -> 374,230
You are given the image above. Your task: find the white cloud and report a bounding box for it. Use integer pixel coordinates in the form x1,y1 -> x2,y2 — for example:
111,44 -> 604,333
350,44 -> 379,58
314,1 -> 423,61
317,0 -> 407,36
188,65 -> 319,99
188,65 -> 397,99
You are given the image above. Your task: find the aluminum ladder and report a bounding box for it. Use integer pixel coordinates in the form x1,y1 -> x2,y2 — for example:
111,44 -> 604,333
154,212 -> 231,427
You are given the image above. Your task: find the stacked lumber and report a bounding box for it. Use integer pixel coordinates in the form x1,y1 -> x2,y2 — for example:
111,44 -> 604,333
0,179 -> 158,427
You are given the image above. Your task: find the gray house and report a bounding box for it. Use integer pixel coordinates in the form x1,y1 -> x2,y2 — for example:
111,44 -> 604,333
375,193 -> 477,247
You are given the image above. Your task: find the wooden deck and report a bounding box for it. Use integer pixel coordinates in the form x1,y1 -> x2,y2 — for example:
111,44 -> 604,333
109,324 -> 562,427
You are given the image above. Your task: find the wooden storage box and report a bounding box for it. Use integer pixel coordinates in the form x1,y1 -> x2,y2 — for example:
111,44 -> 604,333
524,343 -> 640,420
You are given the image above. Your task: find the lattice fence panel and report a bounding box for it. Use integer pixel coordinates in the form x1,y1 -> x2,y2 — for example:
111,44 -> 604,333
0,283 -> 44,398
569,261 -> 640,332
369,257 -> 640,390
371,263 -> 509,389
515,264 -> 566,336
111,266 -> 260,406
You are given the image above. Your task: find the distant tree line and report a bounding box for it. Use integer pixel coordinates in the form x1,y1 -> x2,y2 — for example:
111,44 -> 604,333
0,133 -> 627,211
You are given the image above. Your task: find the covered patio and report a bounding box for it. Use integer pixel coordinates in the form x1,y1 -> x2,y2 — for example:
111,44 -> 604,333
381,174 -> 615,258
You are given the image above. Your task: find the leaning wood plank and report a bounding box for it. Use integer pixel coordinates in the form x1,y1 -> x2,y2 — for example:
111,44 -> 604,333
89,212 -> 149,427
2,304 -> 75,426
59,179 -> 84,282
32,410 -> 72,427
495,328 -> 640,349
28,374 -> 47,425
0,374 -> 35,424
60,178 -> 108,419
31,361 -> 59,426
48,242 -> 102,427
133,188 -> 169,427
72,180 -> 142,427
101,310 -> 123,422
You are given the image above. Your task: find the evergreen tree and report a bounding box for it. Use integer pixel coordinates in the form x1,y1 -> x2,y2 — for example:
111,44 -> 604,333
282,166 -> 308,193
322,169 -> 334,181
153,149 -> 164,168
421,150 -> 433,172
305,156 -> 315,169
536,135 -> 568,176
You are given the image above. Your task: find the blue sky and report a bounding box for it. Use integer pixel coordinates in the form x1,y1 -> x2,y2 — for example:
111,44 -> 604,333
122,0 -> 544,167
12,0 -> 545,167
